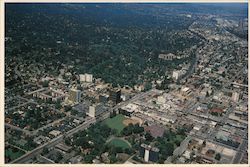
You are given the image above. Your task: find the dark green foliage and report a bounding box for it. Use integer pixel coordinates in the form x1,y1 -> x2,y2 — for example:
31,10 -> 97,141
6,4 -> 201,88
215,153 -> 221,161
121,123 -> 144,136
145,132 -> 154,142
42,147 -> 49,155
72,123 -> 114,160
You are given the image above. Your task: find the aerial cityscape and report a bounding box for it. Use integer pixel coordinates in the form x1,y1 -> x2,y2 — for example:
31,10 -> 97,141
5,3 -> 248,164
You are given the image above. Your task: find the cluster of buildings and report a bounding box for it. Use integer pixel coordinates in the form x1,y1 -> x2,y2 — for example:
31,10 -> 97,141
5,13 -> 248,165
30,88 -> 66,102
139,144 -> 159,163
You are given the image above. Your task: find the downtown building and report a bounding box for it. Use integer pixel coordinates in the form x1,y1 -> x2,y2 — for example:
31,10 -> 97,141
109,88 -> 121,104
68,89 -> 81,103
80,73 -> 93,83
88,103 -> 107,118
139,143 -> 159,162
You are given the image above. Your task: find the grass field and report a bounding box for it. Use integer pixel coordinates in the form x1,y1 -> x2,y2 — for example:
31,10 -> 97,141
104,114 -> 126,133
108,138 -> 130,149
5,147 -> 25,162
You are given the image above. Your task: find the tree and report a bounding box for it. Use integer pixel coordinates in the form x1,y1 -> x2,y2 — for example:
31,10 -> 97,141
71,109 -> 78,116
144,82 -> 152,91
158,155 -> 166,163
55,101 -> 61,109
115,147 -> 123,153
56,152 -> 63,161
42,80 -> 49,87
65,138 -> 71,146
162,142 -> 174,156
42,147 -> 49,155
25,137 -> 37,151
124,148 -> 132,154
215,153 -> 221,161
110,110 -> 117,118
175,140 -> 181,146
64,105 -> 72,112
84,154 -> 94,163
176,127 -> 186,136
110,154 -> 117,163
145,132 -> 154,142
132,124 -> 144,134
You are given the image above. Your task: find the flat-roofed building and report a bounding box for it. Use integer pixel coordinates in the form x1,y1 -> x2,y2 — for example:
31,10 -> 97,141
99,94 -> 109,103
88,103 -> 107,118
80,73 -> 93,83
139,144 -> 159,162
180,87 -> 192,96
232,92 -> 241,102
159,53 -> 176,60
49,130 -> 61,137
69,89 -> 81,103
109,88 -> 121,104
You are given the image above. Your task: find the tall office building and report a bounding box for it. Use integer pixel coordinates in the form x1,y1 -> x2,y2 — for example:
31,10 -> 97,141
139,144 -> 159,162
69,89 -> 81,103
109,88 -> 121,104
88,103 -> 106,118
99,94 -> 109,103
150,147 -> 160,162
232,91 -> 241,102
80,73 -> 93,83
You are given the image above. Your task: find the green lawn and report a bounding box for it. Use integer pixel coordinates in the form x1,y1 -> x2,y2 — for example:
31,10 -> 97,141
108,138 -> 130,149
5,147 -> 25,161
104,114 -> 126,133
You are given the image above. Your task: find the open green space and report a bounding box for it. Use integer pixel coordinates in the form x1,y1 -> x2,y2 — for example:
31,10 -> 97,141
104,114 -> 126,133
108,138 -> 131,149
5,147 -> 25,162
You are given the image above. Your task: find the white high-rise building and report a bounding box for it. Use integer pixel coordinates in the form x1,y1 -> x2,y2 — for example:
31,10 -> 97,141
69,89 -> 81,103
80,74 -> 86,82
172,70 -> 181,80
88,103 -> 106,118
232,92 -> 240,102
80,73 -> 93,83
144,149 -> 150,162
85,74 -> 93,82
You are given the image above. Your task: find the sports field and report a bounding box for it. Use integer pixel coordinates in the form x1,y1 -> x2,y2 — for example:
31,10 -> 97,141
108,138 -> 130,149
104,114 -> 126,133
123,118 -> 141,126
